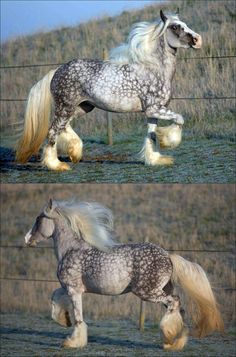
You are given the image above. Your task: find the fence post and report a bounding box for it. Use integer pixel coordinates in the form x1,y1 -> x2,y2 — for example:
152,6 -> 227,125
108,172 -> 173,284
103,48 -> 113,145
139,236 -> 149,331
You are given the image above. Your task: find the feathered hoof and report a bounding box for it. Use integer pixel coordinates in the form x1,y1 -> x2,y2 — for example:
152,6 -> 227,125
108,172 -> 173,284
52,162 -> 71,171
163,326 -> 188,351
157,155 -> 174,165
68,139 -> 83,163
61,337 -> 86,349
146,154 -> 174,166
42,161 -> 71,171
156,124 -> 182,150
62,321 -> 88,349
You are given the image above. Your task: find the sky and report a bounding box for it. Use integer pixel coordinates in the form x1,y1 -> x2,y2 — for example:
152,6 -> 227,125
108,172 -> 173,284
1,0 -> 158,42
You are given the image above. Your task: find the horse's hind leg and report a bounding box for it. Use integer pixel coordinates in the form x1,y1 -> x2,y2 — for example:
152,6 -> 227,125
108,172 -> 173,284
139,283 -> 188,351
42,104 -> 86,171
57,125 -> 83,164
159,294 -> 188,351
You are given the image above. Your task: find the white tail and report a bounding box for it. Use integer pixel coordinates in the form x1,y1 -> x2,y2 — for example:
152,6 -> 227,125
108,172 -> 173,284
170,254 -> 224,337
16,69 -> 57,163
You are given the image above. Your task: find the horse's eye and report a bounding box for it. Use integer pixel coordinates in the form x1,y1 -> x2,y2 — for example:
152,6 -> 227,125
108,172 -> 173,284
172,25 -> 177,31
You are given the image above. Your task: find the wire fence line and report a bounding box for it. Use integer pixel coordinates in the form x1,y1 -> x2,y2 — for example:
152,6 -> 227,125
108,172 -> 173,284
1,245 -> 235,291
0,54 -> 235,69
1,54 -> 235,102
1,96 -> 236,102
0,245 -> 235,253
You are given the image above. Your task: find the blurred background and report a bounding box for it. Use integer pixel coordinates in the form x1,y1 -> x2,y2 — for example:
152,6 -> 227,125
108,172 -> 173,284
0,184 -> 235,325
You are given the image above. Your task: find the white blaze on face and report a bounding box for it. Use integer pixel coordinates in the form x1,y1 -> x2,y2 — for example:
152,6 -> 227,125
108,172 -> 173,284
25,229 -> 32,244
167,20 -> 202,49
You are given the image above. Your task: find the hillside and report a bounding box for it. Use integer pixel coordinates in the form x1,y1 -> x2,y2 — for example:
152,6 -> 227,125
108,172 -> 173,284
1,0 -> 235,138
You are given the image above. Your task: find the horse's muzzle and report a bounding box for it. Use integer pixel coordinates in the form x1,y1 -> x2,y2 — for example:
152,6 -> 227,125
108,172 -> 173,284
192,34 -> 202,49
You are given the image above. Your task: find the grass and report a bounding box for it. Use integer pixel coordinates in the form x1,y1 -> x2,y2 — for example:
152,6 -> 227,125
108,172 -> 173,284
0,184 -> 235,325
1,131 -> 235,183
1,313 -> 235,357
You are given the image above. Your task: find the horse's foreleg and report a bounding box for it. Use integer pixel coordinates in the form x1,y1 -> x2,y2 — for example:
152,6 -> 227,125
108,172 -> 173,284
62,288 -> 88,349
146,105 -> 184,125
139,120 -> 174,166
57,125 -> 83,164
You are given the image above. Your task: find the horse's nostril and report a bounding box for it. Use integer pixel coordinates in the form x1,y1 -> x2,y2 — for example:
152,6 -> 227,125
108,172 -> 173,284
193,37 -> 197,44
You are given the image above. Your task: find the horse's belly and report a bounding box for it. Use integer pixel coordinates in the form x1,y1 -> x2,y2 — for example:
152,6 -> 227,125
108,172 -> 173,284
91,96 -> 142,113
83,272 -> 131,295
89,87 -> 142,112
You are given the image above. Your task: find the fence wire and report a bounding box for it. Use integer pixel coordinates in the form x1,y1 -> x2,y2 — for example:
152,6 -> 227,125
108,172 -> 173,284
1,54 -> 235,102
0,244 -> 235,291
0,54 -> 235,69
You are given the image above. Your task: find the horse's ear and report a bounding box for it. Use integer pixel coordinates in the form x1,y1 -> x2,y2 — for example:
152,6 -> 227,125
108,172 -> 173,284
160,9 -> 167,23
45,198 -> 56,216
48,198 -> 53,209
175,8 -> 180,15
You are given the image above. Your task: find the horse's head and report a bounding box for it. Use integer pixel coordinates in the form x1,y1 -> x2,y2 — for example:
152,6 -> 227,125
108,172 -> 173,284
160,9 -> 202,50
25,198 -> 56,246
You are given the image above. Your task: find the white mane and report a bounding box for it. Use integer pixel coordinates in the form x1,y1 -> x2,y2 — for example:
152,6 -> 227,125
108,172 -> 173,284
109,15 -> 179,65
55,201 -> 116,251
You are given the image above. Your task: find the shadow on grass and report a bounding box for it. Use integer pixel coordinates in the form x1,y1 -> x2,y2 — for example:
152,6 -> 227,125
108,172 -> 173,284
0,326 -> 158,349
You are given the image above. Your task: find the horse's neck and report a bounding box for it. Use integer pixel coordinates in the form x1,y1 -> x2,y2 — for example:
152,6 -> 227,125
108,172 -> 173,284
155,36 -> 177,82
52,218 -> 82,261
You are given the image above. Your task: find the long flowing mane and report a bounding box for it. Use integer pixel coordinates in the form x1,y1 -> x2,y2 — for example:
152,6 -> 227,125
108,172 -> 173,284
108,14 -> 179,65
54,201 -> 116,251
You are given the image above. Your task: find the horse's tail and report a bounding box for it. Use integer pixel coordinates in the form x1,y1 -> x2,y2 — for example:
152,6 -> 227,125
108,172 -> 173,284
15,69 -> 57,163
170,254 -> 224,337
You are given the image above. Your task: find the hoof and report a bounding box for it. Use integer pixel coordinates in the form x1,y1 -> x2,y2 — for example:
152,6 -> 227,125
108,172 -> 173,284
42,160 -> 71,171
62,335 -> 87,349
145,154 -> 174,166
68,139 -> 83,164
68,151 -> 82,164
62,321 -> 88,349
56,162 -> 71,171
157,155 -> 174,165
163,328 -> 188,351
62,338 -> 81,349
156,124 -> 182,149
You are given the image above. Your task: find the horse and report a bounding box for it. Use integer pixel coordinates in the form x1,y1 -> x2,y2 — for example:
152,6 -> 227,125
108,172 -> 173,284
16,9 -> 202,171
25,199 -> 223,351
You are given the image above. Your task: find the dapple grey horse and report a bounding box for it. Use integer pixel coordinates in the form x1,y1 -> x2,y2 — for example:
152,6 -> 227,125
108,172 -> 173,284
25,199 -> 223,351
16,10 -> 202,171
